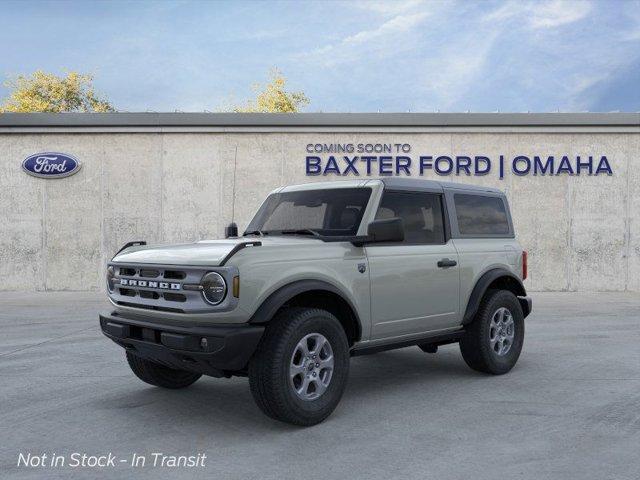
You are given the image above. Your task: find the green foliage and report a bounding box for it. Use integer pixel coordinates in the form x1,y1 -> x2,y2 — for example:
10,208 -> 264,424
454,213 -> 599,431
1,70 -> 114,113
234,69 -> 309,113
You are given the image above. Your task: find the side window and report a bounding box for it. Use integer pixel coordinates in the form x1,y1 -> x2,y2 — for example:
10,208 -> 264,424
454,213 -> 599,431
375,191 -> 445,244
454,194 -> 510,235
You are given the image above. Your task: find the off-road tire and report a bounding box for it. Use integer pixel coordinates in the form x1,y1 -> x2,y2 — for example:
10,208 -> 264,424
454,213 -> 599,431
248,307 -> 350,426
460,289 -> 525,375
126,351 -> 202,389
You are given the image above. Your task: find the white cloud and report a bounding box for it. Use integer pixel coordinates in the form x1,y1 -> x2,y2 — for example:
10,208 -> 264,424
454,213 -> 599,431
294,0 -> 635,112
482,1 -> 524,23
352,0 -> 429,16
343,12 -> 429,45
620,0 -> 640,41
296,1 -> 499,109
419,30 -> 501,109
480,0 -> 637,111
530,0 -> 592,28
483,0 -> 592,29
298,11 -> 431,65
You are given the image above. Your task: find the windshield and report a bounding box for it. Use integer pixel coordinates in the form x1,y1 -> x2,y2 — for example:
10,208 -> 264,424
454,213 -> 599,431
245,188 -> 372,237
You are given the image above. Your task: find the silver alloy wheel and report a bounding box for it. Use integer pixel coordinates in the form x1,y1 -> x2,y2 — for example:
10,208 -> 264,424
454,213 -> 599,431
489,307 -> 515,356
289,333 -> 334,401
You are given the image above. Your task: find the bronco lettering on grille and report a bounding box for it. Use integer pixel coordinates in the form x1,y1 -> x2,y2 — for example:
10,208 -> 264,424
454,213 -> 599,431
119,278 -> 181,290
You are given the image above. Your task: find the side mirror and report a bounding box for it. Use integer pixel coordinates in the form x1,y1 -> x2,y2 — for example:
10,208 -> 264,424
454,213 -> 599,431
366,217 -> 404,243
225,222 -> 238,238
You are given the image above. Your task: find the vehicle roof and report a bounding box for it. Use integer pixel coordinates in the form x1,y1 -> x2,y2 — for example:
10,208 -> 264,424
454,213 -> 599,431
278,179 -> 371,193
380,177 -> 503,194
279,178 -> 503,195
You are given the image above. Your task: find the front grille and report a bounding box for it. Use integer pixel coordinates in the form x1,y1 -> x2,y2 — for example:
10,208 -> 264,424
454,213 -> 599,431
108,262 -> 237,314
163,292 -> 186,302
139,269 -> 160,278
119,266 -> 186,279
164,270 -> 186,280
139,290 -> 160,299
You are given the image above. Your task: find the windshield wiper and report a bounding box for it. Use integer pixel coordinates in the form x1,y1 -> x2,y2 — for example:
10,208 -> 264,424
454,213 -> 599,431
243,230 -> 267,236
279,229 -> 321,237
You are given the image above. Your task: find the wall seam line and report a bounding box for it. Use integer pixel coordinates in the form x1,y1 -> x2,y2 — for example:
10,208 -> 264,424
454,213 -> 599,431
160,133 -> 164,242
42,134 -> 48,292
624,141 -> 631,290
100,135 -> 105,292
566,135 -> 574,292
280,134 -> 285,185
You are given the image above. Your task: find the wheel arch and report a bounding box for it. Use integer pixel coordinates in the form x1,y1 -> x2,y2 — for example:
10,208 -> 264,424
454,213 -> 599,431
249,280 -> 362,345
463,268 -> 530,324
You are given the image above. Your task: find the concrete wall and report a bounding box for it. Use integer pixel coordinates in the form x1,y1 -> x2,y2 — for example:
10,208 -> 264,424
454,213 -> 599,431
1,131 -> 638,291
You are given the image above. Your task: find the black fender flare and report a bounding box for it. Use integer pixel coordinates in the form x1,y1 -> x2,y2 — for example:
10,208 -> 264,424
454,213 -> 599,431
463,268 -> 529,324
248,279 -> 362,339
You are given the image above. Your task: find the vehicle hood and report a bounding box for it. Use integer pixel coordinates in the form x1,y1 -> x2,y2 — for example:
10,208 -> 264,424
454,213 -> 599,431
112,236 -> 322,266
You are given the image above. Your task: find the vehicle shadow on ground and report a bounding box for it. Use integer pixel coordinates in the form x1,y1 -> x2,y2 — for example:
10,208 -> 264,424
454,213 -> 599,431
96,347 -> 487,432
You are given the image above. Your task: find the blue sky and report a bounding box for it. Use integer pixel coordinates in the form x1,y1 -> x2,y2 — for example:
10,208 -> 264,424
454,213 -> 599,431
1,0 -> 639,112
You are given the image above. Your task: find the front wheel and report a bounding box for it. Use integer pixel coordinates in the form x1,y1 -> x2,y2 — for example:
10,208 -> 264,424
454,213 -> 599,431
248,307 -> 350,426
459,290 -> 525,375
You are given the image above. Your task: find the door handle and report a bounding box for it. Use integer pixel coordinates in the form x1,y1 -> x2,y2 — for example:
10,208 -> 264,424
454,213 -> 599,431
437,258 -> 457,268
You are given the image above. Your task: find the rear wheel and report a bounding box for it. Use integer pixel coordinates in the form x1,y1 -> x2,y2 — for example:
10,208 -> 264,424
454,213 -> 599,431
126,351 -> 202,389
248,307 -> 350,426
459,290 -> 524,375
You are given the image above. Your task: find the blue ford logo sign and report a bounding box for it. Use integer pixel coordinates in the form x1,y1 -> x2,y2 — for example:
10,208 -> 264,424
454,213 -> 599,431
22,152 -> 81,179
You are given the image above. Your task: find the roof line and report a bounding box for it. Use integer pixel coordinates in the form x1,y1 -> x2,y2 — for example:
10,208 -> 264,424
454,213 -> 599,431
0,112 -> 639,128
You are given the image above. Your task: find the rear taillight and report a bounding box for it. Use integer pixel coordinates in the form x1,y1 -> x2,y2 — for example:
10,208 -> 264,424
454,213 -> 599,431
522,251 -> 528,280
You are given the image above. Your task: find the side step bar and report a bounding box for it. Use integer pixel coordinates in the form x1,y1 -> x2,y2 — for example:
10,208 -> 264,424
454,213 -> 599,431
351,330 -> 465,357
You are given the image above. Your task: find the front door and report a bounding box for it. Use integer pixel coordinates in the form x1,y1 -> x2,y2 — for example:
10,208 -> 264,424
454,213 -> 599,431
366,190 -> 460,340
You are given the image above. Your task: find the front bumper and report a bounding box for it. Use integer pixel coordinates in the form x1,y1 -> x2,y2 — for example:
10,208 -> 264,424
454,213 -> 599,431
99,311 -> 264,377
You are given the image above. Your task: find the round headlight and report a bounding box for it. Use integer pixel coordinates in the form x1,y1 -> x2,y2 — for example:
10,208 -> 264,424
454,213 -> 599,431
201,272 -> 227,305
106,266 -> 115,293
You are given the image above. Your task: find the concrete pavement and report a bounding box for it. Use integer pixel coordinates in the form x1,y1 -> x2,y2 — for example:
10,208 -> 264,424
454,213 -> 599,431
1,291 -> 639,479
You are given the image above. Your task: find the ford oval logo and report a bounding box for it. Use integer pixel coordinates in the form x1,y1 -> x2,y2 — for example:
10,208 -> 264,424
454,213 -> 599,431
22,152 -> 81,179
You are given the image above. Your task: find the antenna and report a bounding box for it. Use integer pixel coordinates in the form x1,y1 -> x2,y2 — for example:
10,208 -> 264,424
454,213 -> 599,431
225,146 -> 239,238
231,145 -> 238,223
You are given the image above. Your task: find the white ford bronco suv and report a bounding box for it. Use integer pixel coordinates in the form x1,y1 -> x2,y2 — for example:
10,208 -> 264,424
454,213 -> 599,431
100,178 -> 531,426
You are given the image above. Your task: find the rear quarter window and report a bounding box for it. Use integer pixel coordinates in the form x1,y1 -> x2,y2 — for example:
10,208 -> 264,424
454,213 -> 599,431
454,194 -> 510,236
